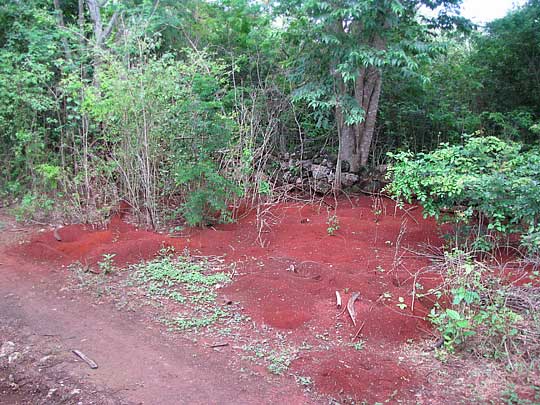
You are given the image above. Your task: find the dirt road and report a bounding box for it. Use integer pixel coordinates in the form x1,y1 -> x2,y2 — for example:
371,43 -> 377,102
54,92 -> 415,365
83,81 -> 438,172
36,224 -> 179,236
0,216 -> 306,404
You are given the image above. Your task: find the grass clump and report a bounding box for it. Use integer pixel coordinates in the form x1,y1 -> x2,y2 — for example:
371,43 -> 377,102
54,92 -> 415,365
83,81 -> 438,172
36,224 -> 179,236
131,248 -> 232,331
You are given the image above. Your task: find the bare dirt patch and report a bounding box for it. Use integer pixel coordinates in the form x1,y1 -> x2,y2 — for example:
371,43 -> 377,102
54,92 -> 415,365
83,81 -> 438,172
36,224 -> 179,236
2,196 -> 535,403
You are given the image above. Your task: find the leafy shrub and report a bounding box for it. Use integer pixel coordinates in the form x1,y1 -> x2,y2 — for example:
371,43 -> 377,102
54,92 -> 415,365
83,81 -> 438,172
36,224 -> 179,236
35,163 -> 61,189
387,136 -> 540,252
427,250 -> 539,362
81,48 -> 241,227
12,193 -> 55,221
175,160 -> 241,226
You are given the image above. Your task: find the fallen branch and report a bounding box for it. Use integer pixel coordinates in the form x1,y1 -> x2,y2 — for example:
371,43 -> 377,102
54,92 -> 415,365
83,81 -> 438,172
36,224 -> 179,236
72,350 -> 98,369
432,336 -> 444,350
335,291 -> 342,309
209,343 -> 229,348
352,321 -> 366,341
347,292 -> 361,326
336,306 -> 347,318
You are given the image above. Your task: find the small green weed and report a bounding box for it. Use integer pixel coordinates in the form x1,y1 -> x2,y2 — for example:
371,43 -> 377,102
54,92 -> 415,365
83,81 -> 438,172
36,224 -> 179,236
98,253 -> 117,274
396,296 -> 408,310
131,250 -> 232,331
295,375 -> 313,387
351,339 -> 366,351
326,213 -> 340,236
166,307 -> 227,331
502,384 -> 540,404
267,349 -> 296,375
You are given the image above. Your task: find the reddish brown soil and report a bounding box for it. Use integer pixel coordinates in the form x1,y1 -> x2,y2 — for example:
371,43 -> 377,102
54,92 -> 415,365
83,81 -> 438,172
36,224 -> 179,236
4,196 -> 448,403
1,215 -> 306,404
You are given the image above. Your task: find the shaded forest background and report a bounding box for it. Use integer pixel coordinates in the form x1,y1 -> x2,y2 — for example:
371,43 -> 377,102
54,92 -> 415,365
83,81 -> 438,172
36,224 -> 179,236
1,0 -> 539,228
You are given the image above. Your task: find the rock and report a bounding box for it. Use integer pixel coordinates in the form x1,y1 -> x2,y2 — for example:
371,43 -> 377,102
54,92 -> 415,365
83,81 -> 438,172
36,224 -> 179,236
327,172 -> 335,183
341,173 -> 360,187
8,352 -> 21,364
46,388 -> 57,399
299,160 -> 312,170
0,341 -> 15,358
70,388 -> 81,397
375,164 -> 388,174
360,179 -> 385,193
311,164 -> 332,180
39,355 -> 53,365
283,172 -> 292,182
312,179 -> 332,194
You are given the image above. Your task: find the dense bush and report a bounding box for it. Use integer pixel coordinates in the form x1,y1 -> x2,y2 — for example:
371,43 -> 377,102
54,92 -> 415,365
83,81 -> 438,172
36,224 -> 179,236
0,3 -> 62,194
387,136 -> 540,252
426,249 -> 539,362
389,138 -> 540,362
80,49 -> 242,227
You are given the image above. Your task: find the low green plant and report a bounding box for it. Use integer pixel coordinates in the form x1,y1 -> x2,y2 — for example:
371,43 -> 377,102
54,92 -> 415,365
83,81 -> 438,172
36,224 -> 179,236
295,375 -> 313,387
396,296 -> 408,310
326,213 -> 340,236
167,307 -> 227,331
267,348 -> 296,375
12,193 -> 55,221
98,253 -> 117,275
427,250 -> 530,360
131,251 -> 232,330
351,340 -> 366,351
502,384 -> 540,405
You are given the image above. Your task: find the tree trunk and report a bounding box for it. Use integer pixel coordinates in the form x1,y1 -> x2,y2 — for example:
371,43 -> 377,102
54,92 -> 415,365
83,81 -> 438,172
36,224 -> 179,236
86,0 -> 120,82
357,68 -> 382,166
52,0 -> 72,60
338,67 -> 382,172
339,122 -> 361,172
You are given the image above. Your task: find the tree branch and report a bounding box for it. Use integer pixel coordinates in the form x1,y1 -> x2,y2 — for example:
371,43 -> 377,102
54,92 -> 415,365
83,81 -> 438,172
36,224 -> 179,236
86,0 -> 103,44
102,10 -> 120,42
52,0 -> 73,60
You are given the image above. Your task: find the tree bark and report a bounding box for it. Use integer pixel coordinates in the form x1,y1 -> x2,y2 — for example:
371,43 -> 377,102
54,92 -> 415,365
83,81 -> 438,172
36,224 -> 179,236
86,0 -> 120,83
338,26 -> 386,173
357,67 -> 382,166
52,0 -> 72,60
337,67 -> 382,172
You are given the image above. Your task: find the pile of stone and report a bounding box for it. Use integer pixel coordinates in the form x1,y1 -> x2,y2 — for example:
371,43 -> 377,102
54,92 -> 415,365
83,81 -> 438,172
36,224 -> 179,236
275,152 -> 387,194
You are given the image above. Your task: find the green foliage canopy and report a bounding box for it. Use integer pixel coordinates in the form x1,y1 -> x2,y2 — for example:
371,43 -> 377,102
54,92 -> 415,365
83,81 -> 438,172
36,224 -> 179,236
387,136 -> 540,251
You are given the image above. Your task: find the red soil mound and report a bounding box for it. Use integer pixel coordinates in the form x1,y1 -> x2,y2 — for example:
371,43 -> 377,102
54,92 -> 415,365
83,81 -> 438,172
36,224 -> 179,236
10,196 -> 444,401
12,215 -> 180,267
292,349 -> 412,402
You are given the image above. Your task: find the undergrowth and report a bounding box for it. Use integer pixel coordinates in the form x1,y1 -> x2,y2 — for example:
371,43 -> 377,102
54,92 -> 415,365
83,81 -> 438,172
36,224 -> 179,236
423,249 -> 540,375
388,137 -> 540,369
130,248 -> 233,331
